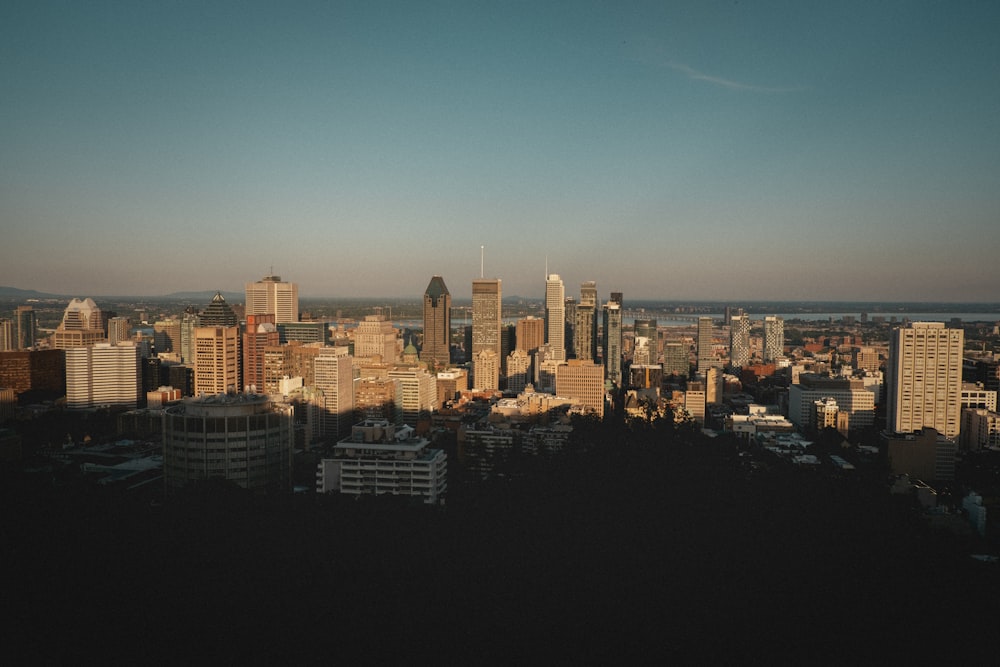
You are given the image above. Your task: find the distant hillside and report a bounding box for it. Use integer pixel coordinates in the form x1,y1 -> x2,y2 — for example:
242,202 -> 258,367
0,286 -> 62,299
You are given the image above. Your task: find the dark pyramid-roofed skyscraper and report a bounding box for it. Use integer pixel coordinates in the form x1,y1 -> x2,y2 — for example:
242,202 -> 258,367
200,292 -> 238,327
421,276 -> 451,370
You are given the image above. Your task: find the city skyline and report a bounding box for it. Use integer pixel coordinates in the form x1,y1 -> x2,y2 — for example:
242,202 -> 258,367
2,2 -> 999,301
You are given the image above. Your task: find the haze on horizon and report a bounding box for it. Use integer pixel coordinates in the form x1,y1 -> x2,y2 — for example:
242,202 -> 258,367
2,2 -> 998,302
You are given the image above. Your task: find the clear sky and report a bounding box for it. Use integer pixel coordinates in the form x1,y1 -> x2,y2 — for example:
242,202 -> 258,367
2,1 -> 998,302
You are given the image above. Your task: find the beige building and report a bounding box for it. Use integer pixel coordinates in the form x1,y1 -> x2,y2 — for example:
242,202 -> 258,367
555,360 -> 605,417
887,322 -> 963,438
52,298 -> 106,350
193,326 -> 241,396
314,347 -> 354,440
472,278 -> 502,384
353,314 -> 397,363
516,316 -> 544,354
472,348 -> 500,391
245,274 -> 299,323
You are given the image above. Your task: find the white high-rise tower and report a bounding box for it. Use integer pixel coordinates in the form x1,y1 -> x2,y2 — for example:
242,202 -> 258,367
887,322 -> 963,439
545,274 -> 565,362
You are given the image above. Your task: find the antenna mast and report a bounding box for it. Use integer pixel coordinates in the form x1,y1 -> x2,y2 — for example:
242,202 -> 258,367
480,245 -> 485,278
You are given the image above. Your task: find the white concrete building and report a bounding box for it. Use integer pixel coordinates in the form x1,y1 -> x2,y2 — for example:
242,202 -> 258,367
66,342 -> 141,409
317,419 -> 447,504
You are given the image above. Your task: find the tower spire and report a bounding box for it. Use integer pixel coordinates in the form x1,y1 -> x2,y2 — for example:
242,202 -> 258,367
480,245 -> 485,278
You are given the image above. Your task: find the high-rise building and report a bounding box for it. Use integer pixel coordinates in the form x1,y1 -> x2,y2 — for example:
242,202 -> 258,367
516,317 -> 545,354
179,308 -> 200,363
634,319 -> 658,364
887,322 -> 964,439
108,317 -> 132,347
65,342 -> 141,409
243,314 -> 278,393
0,319 -> 12,352
545,275 -> 566,362
472,278 -> 502,385
354,313 -> 397,362
314,347 -> 355,440
193,325 -> 241,396
421,276 -> 451,369
696,317 -> 717,372
763,316 -> 784,362
245,275 -> 299,324
52,298 -> 106,349
0,349 -> 65,397
729,314 -> 751,369
506,349 -> 532,394
387,367 -> 437,426
662,341 -> 689,377
575,281 -> 598,361
472,349 -> 500,391
152,319 -> 180,353
564,296 -> 576,359
15,306 -> 36,350
602,292 -> 622,384
199,292 -> 239,327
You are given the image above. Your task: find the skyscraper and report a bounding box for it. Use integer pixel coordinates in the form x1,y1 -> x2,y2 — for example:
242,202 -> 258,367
602,292 -> 622,385
245,275 -> 299,324
729,314 -> 751,369
193,325 -> 241,396
315,347 -> 355,440
52,298 -> 106,349
634,319 -> 658,364
516,317 -> 544,354
545,274 -> 565,362
472,278 -> 502,386
200,292 -> 239,327
887,322 -> 963,438
15,306 -> 36,350
421,276 -> 451,369
108,317 -> 132,347
243,314 -> 278,393
575,281 -> 598,362
354,313 -> 397,363
763,316 -> 784,362
65,342 -> 141,409
0,319 -> 12,352
696,317 -> 716,372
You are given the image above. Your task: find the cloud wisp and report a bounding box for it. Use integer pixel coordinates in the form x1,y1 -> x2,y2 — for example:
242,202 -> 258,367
665,60 -> 806,93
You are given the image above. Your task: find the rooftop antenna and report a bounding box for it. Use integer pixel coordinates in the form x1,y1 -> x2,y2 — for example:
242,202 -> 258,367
545,255 -> 548,280
480,245 -> 485,278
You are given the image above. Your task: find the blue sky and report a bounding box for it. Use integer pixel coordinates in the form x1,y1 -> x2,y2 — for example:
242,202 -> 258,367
2,1 -> 998,301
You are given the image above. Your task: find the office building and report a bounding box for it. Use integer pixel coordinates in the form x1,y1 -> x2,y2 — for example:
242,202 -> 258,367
516,317 -> 545,354
0,319 -> 12,352
886,427 -> 956,481
152,319 -> 179,353
354,313 -> 397,363
179,309 -> 200,363
421,276 -> 451,369
602,292 -> 622,384
555,360 -> 605,417
245,274 -> 299,323
163,393 -> 293,493
243,314 -> 278,393
663,341 -> 689,377
788,374 -> 876,431
316,419 -> 447,504
65,342 -> 141,409
887,322 -> 963,439
193,325 -> 241,396
52,298 -> 106,349
354,376 -> 400,423
564,296 -> 576,359
0,349 -> 65,397
108,317 -> 132,347
506,349 -> 532,394
199,292 -> 238,327
15,306 -> 36,349
278,321 -> 331,346
729,314 -> 751,369
763,316 -> 784,362
472,278 -> 502,385
696,317 -> 717,372
314,346 -> 354,440
575,281 -> 598,361
436,368 -> 468,406
388,367 -> 437,426
545,274 -> 566,362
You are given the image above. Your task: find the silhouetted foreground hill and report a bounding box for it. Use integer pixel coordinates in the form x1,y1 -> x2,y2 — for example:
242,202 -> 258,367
3,435 -> 997,663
